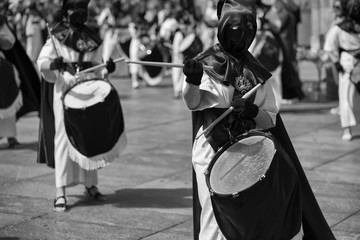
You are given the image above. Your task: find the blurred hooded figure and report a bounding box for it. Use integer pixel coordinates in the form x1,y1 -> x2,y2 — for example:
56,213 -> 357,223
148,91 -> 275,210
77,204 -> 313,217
1,0 -> 40,148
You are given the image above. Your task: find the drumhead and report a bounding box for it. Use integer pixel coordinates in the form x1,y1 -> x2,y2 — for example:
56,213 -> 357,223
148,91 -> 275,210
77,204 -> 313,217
179,33 -> 196,53
208,133 -> 275,195
63,80 -> 112,109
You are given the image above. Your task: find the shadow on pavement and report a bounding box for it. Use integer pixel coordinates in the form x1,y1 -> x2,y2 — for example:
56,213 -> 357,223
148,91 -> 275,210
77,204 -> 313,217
0,141 -> 38,151
70,188 -> 192,210
279,101 -> 338,113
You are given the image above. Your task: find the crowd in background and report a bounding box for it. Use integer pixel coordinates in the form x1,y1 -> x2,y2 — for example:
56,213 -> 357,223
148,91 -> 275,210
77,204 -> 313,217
1,0 -> 359,142
2,0 -> 305,101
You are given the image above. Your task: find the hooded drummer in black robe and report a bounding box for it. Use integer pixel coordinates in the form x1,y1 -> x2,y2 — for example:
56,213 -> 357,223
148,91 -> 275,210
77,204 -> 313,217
181,0 -> 335,239
0,1 -> 40,148
0,1 -> 40,120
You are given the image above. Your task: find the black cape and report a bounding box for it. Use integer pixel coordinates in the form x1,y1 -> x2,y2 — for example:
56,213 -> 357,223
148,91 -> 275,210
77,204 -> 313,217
3,37 -> 41,119
191,113 -> 336,240
37,80 -> 55,168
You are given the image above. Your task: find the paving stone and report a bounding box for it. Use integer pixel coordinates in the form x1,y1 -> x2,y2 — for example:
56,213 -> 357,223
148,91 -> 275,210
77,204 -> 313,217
0,218 -> 152,240
0,194 -> 52,224
0,74 -> 359,239
0,212 -> 29,228
0,164 -> 52,181
333,211 -> 360,233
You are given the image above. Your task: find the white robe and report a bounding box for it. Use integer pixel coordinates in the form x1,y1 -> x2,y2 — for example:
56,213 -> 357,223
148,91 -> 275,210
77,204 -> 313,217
183,72 -> 303,239
323,25 -> 360,128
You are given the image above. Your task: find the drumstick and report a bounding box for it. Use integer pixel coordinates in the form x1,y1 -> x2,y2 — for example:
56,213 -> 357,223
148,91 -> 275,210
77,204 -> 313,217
195,83 -> 263,140
46,23 -> 60,57
126,60 -> 214,70
77,57 -> 126,74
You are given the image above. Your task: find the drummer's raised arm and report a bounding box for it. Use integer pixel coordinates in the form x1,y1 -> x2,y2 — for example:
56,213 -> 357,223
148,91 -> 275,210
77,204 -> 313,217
37,38 -> 59,83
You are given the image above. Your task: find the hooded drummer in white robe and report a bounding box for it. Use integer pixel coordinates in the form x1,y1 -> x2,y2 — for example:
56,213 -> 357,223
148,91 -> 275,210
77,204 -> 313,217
37,0 -> 126,212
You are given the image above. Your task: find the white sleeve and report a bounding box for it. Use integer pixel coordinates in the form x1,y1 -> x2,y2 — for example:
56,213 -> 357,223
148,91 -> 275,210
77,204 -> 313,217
183,73 -> 234,111
323,26 -> 340,55
37,38 -> 59,82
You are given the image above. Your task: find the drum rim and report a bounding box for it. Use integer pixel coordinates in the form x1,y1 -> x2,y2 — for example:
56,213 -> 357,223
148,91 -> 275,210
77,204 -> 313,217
61,78 -> 112,105
205,130 -> 276,198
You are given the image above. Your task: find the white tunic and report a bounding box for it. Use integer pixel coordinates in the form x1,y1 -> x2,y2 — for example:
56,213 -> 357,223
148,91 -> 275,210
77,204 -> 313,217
323,25 -> 360,128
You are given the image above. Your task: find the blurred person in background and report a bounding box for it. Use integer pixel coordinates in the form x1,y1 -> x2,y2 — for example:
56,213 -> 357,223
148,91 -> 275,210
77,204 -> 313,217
250,2 -> 283,109
332,0 -> 346,25
170,10 -> 196,99
0,0 -> 40,148
200,0 -> 218,50
1,0 -> 41,131
327,0 -> 348,115
24,0 -> 47,70
128,0 -> 159,89
0,11 -> 22,148
323,0 -> 360,141
257,0 -> 304,104
98,0 -> 133,65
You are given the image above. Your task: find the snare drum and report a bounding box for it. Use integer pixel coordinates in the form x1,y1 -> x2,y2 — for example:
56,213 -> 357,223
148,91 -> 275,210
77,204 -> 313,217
179,33 -> 203,59
62,79 -> 126,170
137,37 -> 164,86
205,131 -> 302,240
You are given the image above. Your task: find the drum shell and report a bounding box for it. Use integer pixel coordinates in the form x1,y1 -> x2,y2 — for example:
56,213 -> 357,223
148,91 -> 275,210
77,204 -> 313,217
63,87 -> 124,157
207,133 -> 302,240
119,39 -> 131,58
138,43 -> 164,78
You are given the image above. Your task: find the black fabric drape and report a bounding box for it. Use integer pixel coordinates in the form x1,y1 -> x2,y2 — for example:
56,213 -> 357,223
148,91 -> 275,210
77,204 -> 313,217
3,38 -> 41,119
191,114 -> 336,240
37,80 -> 55,168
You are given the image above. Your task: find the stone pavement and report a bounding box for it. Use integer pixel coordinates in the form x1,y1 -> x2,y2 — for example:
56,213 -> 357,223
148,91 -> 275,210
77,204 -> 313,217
0,72 -> 359,240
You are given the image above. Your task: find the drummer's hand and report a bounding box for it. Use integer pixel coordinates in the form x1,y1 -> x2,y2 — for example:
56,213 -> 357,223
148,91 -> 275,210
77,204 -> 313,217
50,56 -> 66,71
106,58 -> 116,74
62,71 -> 77,88
231,96 -> 259,119
183,58 -> 203,86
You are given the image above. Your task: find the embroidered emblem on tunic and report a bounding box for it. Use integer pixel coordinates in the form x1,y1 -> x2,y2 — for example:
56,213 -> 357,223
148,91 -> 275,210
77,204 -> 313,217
234,75 -> 252,93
